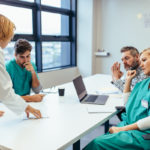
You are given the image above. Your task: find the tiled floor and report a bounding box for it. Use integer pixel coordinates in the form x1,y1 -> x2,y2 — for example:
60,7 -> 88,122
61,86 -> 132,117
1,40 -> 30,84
65,115 -> 120,150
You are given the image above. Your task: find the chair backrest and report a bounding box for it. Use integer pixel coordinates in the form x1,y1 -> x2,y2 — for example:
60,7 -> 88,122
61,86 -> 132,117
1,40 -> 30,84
38,67 -> 80,89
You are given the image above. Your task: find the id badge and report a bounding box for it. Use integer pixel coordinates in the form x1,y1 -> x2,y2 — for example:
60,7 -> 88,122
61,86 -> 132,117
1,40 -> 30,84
141,100 -> 148,109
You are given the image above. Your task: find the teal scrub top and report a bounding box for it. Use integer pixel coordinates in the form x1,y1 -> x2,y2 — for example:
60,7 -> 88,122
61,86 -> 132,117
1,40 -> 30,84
126,78 -> 150,131
6,59 -> 38,96
84,78 -> 150,150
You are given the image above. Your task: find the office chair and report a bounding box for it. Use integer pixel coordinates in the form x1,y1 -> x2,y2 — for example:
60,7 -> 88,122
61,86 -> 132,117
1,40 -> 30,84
143,134 -> 150,140
115,106 -> 126,121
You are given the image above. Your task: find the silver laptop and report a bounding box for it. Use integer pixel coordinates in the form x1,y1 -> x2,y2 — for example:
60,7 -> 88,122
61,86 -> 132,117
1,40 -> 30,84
73,75 -> 109,105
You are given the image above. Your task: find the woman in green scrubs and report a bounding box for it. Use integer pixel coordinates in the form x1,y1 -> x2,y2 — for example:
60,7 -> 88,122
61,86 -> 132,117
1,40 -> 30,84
83,49 -> 150,150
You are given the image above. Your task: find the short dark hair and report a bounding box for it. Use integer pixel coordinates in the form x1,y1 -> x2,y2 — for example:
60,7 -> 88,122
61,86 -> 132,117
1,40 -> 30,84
14,39 -> 32,54
120,46 -> 139,57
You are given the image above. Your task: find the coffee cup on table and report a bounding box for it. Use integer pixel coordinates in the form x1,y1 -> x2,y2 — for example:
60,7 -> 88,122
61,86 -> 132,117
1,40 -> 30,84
58,88 -> 65,96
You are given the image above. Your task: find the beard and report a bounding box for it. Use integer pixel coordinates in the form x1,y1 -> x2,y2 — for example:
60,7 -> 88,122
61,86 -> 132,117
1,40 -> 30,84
124,65 -> 131,71
124,61 -> 139,71
130,61 -> 139,70
125,61 -> 139,71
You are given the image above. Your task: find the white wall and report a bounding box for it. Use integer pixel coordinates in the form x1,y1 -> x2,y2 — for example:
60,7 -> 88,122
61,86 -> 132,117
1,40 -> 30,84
95,0 -> 150,74
77,0 -> 94,77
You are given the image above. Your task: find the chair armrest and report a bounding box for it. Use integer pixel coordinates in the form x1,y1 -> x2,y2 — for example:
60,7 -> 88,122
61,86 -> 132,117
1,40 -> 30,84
115,106 -> 125,111
142,134 -> 150,140
115,106 -> 126,121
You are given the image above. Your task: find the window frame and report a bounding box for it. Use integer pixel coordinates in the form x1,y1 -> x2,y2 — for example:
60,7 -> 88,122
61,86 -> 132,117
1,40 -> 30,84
0,0 -> 77,72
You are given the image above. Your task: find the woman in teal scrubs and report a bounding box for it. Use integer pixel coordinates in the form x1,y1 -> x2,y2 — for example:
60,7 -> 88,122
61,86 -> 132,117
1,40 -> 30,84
83,49 -> 150,150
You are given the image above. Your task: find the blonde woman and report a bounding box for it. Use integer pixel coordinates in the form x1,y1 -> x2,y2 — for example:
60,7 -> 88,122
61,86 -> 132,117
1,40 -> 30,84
83,48 -> 150,150
0,14 -> 41,118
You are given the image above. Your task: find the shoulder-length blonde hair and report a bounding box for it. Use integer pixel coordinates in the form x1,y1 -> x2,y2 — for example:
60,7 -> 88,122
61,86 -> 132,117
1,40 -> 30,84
140,48 -> 150,56
0,14 -> 15,41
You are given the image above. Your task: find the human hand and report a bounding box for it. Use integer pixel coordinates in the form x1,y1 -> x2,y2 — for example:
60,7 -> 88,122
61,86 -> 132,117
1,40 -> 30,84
126,70 -> 136,81
0,111 -> 4,117
109,126 -> 124,134
30,94 -> 45,102
24,62 -> 35,73
111,62 -> 123,81
25,105 -> 42,119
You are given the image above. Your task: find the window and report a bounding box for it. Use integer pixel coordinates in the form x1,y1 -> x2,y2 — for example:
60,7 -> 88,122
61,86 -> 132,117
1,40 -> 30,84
4,42 -> 15,63
0,5 -> 32,34
19,0 -> 34,2
41,0 -> 70,9
42,42 -> 71,70
41,12 -> 69,36
0,0 -> 77,72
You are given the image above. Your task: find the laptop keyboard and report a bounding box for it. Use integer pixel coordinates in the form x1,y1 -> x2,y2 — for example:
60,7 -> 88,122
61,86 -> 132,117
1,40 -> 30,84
86,95 -> 98,102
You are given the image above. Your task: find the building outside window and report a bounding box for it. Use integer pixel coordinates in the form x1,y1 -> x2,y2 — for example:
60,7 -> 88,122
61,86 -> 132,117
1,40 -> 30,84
0,0 -> 77,72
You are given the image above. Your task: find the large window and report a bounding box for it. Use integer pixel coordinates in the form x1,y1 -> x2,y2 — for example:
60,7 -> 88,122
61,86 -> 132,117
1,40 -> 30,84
42,0 -> 70,9
0,0 -> 77,72
42,42 -> 71,69
0,4 -> 32,34
41,12 -> 69,36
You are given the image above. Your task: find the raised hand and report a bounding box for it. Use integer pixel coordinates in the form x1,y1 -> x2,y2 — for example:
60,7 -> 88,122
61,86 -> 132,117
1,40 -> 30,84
111,62 -> 123,81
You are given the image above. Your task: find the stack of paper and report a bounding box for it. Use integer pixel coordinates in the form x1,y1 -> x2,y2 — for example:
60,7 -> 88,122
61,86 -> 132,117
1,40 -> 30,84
97,87 -> 120,95
87,106 -> 115,113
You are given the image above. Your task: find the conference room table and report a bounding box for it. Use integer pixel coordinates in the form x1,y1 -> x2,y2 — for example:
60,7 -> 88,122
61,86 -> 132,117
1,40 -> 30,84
0,74 -> 124,150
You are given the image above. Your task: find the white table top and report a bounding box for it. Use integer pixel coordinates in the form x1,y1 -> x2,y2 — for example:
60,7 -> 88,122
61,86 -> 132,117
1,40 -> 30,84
0,74 -> 124,150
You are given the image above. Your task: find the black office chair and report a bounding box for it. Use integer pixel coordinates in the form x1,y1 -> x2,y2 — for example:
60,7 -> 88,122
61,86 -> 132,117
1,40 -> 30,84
142,134 -> 150,140
115,106 -> 126,121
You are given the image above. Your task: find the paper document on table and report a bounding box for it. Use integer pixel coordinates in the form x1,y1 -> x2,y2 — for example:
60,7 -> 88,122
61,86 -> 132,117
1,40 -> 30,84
109,94 -> 123,98
87,106 -> 116,113
0,145 -> 12,150
98,87 -> 120,95
40,87 -> 58,94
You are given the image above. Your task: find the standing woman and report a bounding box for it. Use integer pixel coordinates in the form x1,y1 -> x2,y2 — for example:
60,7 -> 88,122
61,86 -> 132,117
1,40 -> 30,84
0,14 -> 41,118
83,48 -> 150,150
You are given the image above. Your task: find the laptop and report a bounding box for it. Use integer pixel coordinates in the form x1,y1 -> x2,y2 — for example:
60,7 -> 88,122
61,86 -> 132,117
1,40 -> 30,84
73,75 -> 109,105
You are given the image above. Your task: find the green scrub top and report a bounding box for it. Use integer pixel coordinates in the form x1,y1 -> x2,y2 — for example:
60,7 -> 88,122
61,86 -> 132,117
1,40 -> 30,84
84,78 -> 150,150
6,59 -> 38,96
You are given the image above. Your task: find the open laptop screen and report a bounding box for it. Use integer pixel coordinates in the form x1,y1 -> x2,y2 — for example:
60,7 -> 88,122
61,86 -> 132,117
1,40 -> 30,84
73,76 -> 87,101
